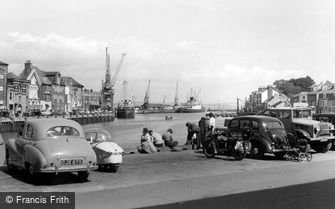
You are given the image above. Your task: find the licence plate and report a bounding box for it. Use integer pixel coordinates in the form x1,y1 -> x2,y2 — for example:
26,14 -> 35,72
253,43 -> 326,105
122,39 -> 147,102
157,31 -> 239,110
61,159 -> 83,166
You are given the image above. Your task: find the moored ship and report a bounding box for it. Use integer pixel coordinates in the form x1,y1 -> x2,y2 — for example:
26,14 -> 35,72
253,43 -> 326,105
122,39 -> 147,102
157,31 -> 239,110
176,96 -> 205,113
116,81 -> 135,119
116,99 -> 135,118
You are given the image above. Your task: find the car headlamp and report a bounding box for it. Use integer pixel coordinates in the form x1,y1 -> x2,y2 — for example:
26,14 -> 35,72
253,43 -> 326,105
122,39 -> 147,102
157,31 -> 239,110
314,126 -> 321,135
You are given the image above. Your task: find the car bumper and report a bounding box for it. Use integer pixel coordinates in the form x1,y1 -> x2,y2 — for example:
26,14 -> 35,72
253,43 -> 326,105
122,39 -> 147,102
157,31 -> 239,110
39,164 -> 98,175
269,146 -> 295,153
98,155 -> 123,165
310,136 -> 335,142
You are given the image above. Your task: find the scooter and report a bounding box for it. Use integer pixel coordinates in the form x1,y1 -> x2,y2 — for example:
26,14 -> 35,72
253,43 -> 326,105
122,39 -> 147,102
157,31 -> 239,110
203,129 -> 251,161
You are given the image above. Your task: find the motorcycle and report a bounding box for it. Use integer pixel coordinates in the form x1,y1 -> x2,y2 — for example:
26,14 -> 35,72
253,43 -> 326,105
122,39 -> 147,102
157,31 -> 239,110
203,129 -> 251,161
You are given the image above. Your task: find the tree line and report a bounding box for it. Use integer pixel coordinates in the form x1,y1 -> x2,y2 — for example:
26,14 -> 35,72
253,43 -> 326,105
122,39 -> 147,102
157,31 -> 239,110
273,76 -> 315,97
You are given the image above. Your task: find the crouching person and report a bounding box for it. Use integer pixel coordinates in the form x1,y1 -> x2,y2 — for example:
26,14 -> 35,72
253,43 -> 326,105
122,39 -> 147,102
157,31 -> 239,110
149,130 -> 164,148
138,128 -> 157,154
162,128 -> 179,151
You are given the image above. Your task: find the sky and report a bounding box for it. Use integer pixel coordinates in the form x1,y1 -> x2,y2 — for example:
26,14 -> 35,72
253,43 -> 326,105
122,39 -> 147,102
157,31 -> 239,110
0,0 -> 334,107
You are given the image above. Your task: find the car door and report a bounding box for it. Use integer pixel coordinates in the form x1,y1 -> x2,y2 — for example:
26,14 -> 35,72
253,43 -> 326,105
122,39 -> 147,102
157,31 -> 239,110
239,119 -> 251,139
15,123 -> 28,164
228,118 -> 239,138
16,123 -> 34,165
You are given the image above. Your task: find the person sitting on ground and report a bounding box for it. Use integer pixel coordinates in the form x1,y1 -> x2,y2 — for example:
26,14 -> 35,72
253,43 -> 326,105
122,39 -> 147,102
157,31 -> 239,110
138,128 -> 157,154
149,130 -> 164,148
162,128 -> 179,151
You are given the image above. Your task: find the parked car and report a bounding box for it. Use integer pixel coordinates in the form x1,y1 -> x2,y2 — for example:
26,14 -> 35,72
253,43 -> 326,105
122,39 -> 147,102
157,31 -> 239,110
312,113 -> 335,149
84,128 -> 124,172
30,109 -> 42,117
0,109 -> 9,118
5,118 -> 98,181
260,107 -> 335,153
227,115 -> 291,159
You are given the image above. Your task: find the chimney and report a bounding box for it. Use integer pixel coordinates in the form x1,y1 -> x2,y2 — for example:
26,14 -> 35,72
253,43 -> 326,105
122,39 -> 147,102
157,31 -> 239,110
25,60 -> 32,70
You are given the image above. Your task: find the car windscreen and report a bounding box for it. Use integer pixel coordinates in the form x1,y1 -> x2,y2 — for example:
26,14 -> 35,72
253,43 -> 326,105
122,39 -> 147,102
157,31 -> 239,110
85,132 -> 110,143
46,126 -> 80,137
293,110 -> 311,118
264,121 -> 283,130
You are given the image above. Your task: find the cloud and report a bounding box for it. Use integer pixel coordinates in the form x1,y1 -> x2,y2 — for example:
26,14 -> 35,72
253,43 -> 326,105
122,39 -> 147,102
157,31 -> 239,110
0,32 -> 316,105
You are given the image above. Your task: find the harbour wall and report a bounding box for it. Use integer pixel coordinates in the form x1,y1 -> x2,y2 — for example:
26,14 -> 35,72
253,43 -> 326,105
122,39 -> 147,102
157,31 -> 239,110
0,113 -> 115,132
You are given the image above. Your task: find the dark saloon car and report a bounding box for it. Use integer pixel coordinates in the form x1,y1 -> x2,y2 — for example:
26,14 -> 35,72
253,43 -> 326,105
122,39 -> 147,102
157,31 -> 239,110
227,115 -> 290,159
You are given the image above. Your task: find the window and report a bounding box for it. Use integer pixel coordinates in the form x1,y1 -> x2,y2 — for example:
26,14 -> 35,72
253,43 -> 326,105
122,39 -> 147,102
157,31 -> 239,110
278,110 -> 291,119
25,124 -> 34,139
46,126 -> 80,137
239,119 -> 250,129
229,119 -> 238,128
251,120 -> 260,129
264,121 -> 283,130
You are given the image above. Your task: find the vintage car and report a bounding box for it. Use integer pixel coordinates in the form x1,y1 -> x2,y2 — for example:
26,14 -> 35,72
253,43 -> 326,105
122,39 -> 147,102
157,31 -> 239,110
312,113 -> 335,149
227,115 -> 291,159
260,107 -> 335,153
84,128 -> 124,172
5,118 -> 98,181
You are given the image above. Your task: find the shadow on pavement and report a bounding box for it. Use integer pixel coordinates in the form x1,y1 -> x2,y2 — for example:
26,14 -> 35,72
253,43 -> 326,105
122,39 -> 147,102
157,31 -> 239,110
0,165 -> 91,186
139,178 -> 335,209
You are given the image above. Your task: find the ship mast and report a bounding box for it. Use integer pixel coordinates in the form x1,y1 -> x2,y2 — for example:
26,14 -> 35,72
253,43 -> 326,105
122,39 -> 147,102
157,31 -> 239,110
143,79 -> 151,110
174,82 -> 178,107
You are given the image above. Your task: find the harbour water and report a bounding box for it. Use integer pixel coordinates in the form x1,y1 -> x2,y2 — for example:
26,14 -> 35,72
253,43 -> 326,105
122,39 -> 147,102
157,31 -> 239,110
83,112 -> 205,151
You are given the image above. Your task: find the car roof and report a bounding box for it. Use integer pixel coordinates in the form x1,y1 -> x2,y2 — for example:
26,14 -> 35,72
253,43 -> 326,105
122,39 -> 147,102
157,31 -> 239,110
313,113 -> 335,117
234,115 -> 281,122
26,118 -> 84,139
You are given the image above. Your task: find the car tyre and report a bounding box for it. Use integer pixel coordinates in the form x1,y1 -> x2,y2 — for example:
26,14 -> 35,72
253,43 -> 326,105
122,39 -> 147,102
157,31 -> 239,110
274,152 -> 286,160
5,150 -> 15,172
203,141 -> 216,158
313,142 -> 331,153
78,171 -> 89,182
109,165 -> 119,173
251,142 -> 264,159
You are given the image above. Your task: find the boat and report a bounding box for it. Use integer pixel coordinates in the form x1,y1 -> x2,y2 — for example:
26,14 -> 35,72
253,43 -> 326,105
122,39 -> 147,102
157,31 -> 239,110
176,96 -> 205,113
116,81 -> 135,119
116,99 -> 135,118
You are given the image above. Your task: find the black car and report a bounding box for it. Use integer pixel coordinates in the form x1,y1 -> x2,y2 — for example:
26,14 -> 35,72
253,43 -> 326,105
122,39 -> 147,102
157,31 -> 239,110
30,109 -> 42,117
227,115 -> 290,159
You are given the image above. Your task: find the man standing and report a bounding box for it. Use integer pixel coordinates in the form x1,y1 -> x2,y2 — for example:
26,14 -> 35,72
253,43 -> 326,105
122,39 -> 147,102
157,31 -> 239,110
209,112 -> 216,131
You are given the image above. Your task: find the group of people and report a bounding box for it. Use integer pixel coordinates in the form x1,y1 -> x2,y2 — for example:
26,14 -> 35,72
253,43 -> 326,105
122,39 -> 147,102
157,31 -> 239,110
137,112 -> 216,153
138,128 -> 179,154
185,112 -> 216,150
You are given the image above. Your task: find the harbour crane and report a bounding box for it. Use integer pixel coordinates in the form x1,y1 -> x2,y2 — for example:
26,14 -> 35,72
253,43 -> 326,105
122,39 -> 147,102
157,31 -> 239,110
163,95 -> 167,105
111,53 -> 127,87
102,48 -> 126,110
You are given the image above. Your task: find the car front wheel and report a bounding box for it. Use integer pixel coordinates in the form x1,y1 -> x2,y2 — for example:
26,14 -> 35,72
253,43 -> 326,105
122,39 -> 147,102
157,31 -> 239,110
5,150 -> 15,172
313,141 -> 331,153
251,143 -> 264,159
78,171 -> 89,182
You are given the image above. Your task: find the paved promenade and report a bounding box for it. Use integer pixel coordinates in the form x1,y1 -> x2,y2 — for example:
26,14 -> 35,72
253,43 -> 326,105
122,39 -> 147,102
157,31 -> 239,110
1,145 -> 335,208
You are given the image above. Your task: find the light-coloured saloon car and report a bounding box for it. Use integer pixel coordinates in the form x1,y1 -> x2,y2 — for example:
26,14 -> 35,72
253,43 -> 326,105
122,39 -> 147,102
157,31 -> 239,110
5,118 -> 97,181
84,128 -> 124,172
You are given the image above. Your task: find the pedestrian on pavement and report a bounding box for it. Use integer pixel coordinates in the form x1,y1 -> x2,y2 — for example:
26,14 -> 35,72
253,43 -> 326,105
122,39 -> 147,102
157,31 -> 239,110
149,130 -> 164,148
162,128 -> 179,151
185,122 -> 200,148
209,112 -> 216,132
138,128 -> 157,154
198,115 -> 210,148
